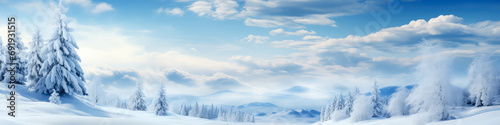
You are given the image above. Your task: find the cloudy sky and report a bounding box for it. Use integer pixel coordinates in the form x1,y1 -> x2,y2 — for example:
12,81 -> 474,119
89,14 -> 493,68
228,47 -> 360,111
1,0 -> 500,109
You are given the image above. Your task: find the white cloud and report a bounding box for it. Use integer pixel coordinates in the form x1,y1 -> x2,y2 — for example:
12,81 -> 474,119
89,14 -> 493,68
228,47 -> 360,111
188,1 -> 213,16
244,18 -> 285,27
188,0 -> 239,19
303,35 -> 324,40
293,15 -> 337,27
242,35 -> 269,44
158,8 -> 185,16
190,48 -> 198,52
92,2 -> 114,14
269,28 -> 316,36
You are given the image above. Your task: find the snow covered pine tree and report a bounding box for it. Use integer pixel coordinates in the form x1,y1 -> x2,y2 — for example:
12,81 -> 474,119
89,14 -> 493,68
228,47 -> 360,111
153,84 -> 169,116
1,32 -> 27,85
27,29 -> 45,88
32,2 -> 86,95
128,82 -> 147,111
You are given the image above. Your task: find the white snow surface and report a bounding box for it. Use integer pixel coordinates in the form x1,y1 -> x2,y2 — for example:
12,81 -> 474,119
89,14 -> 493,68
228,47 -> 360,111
313,105 -> 500,125
0,84 -> 260,125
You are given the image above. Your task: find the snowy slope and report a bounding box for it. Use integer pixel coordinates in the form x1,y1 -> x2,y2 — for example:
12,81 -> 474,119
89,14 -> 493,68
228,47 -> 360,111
0,84 -> 259,125
313,105 -> 500,125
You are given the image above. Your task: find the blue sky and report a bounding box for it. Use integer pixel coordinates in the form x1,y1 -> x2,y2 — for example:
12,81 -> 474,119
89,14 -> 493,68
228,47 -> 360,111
1,0 -> 500,109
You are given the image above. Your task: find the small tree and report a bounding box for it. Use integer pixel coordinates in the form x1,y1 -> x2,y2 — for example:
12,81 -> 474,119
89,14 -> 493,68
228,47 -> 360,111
351,95 -> 374,122
128,83 -> 147,111
153,84 -> 169,116
49,89 -> 61,105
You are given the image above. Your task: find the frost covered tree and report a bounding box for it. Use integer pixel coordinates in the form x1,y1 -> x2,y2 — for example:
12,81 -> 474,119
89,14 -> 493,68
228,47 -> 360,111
344,91 -> 355,116
351,95 -> 374,122
88,81 -> 105,106
152,84 -> 169,116
33,2 -> 86,95
0,37 -> 5,81
406,43 -> 461,122
2,32 -> 28,85
27,29 -> 45,88
466,55 -> 500,106
189,102 -> 200,117
387,87 -> 409,117
49,89 -> 61,105
128,83 -> 147,111
371,80 -> 385,117
320,106 -> 325,122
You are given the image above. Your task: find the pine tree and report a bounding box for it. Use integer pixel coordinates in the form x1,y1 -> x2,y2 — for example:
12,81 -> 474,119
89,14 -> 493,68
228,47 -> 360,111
189,102 -> 199,117
371,80 -> 384,117
2,32 -> 28,85
344,91 -> 355,116
34,2 -> 86,95
336,94 -> 345,110
406,43 -> 458,122
49,89 -> 61,105
387,86 -> 409,116
466,55 -> 499,106
128,83 -> 147,111
88,81 -> 105,106
320,106 -> 325,122
0,37 -> 6,81
27,29 -> 45,88
153,84 -> 169,116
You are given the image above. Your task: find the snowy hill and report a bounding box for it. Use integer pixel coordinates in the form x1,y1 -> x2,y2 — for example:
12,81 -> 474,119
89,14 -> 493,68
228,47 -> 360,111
313,105 -> 500,125
0,84 -> 258,125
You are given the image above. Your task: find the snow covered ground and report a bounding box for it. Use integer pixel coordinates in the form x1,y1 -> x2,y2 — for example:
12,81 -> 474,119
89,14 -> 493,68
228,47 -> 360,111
0,84 -> 261,125
2,84 -> 500,125
313,105 -> 500,125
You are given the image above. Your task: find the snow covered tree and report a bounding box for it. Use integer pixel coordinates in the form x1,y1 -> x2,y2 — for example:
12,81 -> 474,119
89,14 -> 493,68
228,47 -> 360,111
387,86 -> 409,117
320,106 -> 325,122
466,55 -> 500,106
2,32 -> 28,85
371,80 -> 385,117
0,37 -> 6,81
128,82 -> 147,111
189,102 -> 200,117
27,29 -> 45,88
351,95 -> 374,122
49,89 -> 61,105
335,94 -> 345,110
344,91 -> 355,116
406,43 -> 461,122
88,80 -> 105,106
152,84 -> 169,116
33,2 -> 86,95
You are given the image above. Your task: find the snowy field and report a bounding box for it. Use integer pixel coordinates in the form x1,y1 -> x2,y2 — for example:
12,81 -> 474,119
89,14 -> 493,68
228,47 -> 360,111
313,106 -> 500,125
2,84 -> 500,125
0,84 -> 264,125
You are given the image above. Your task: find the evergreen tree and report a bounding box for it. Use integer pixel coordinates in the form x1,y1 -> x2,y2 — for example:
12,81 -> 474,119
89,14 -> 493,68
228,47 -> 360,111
344,91 -> 355,116
387,86 -> 409,116
153,84 -> 169,116
371,80 -> 384,117
2,32 -> 28,85
189,102 -> 199,117
406,43 -> 459,122
0,37 -> 5,81
466,55 -> 499,106
128,83 -> 147,111
34,2 -> 86,95
49,89 -> 61,105
27,29 -> 45,88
